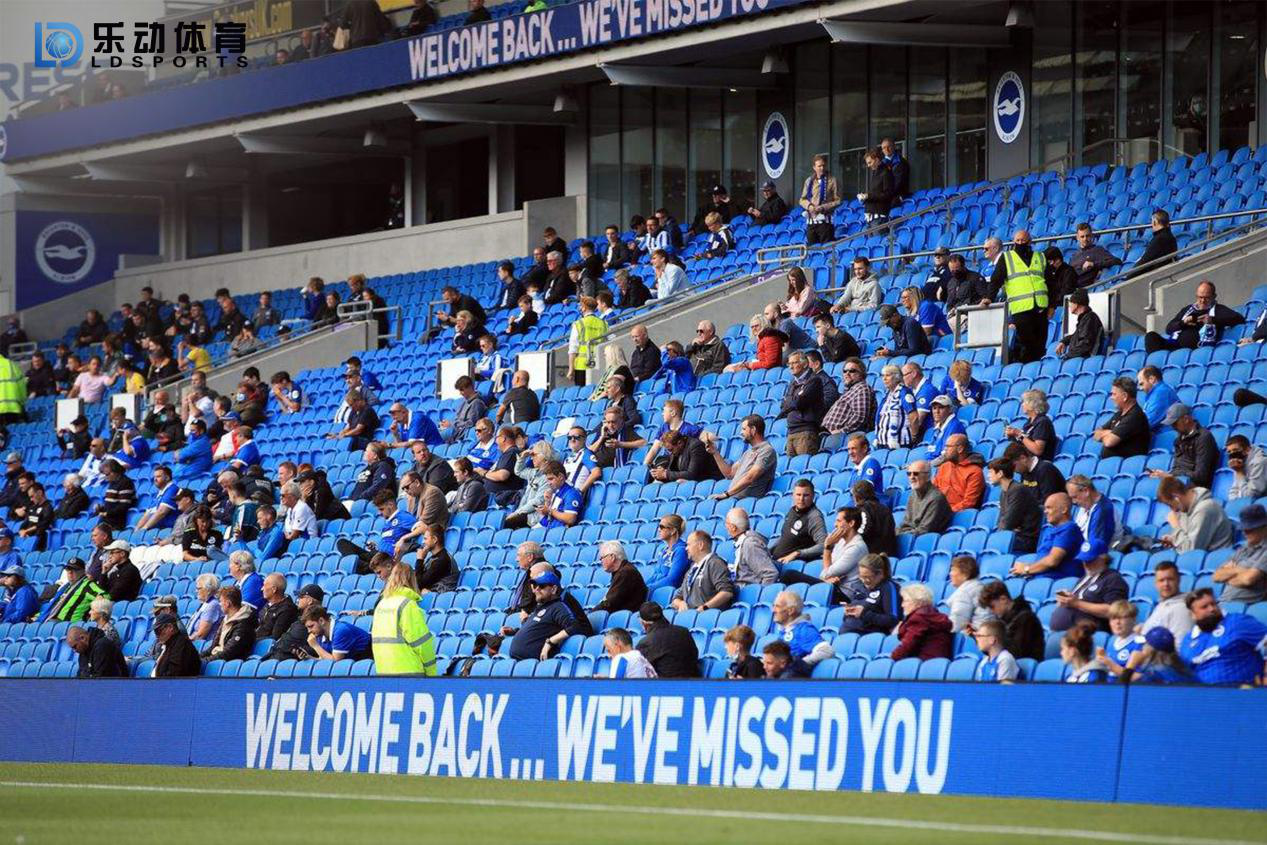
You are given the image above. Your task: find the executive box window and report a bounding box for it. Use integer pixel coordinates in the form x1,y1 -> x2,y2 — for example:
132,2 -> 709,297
187,186 -> 242,259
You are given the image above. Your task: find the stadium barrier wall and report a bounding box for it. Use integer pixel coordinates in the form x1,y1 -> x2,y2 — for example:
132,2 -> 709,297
0,678 -> 1262,810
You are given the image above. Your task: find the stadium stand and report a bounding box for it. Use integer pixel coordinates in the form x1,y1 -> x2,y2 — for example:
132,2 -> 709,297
3,143 -> 1267,686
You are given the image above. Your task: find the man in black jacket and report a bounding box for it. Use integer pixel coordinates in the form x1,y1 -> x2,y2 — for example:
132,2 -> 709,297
1043,246 -> 1078,309
68,625 -> 127,677
943,255 -> 987,315
778,351 -> 826,456
1056,290 -> 1104,359
434,285 -> 487,332
601,226 -> 631,270
747,180 -> 790,225
153,613 -> 202,677
411,441 -> 457,493
628,325 -> 660,386
97,539 -> 141,602
976,581 -> 1044,661
1144,280 -> 1245,353
688,186 -> 737,239
256,574 -> 300,641
1130,209 -> 1178,278
635,602 -> 699,677
267,584 -> 324,660
646,431 -> 721,484
1154,403 -> 1219,490
615,270 -> 651,309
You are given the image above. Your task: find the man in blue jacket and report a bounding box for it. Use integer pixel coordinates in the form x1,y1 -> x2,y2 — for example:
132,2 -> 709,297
349,442 -> 396,502
175,419 -> 213,481
0,564 -> 38,623
874,305 -> 931,358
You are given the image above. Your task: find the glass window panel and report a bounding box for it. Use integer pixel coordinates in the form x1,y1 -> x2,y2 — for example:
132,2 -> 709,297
911,48 -> 947,191
724,89 -> 757,215
688,90 -> 722,225
950,51 -> 987,186
869,49 -> 907,168
1217,1 -> 1259,152
1075,0 -> 1118,165
588,83 -> 621,231
1031,0 -> 1073,167
621,88 -> 654,227
831,43 -> 868,196
795,42 -> 831,184
1120,1 -> 1163,162
655,88 -> 688,221
1168,4 -> 1211,156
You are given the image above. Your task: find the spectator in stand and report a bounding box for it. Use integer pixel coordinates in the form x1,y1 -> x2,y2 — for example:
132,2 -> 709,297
449,311 -> 481,355
541,226 -> 568,256
1209,503 -> 1267,605
627,324 -> 660,386
903,361 -> 937,437
448,458 -> 488,514
133,466 -> 178,533
1049,539 -> 1129,632
601,226 -> 631,270
747,180 -> 789,225
463,420 -> 499,473
798,154 -> 840,245
1149,403 -> 1218,489
945,556 -> 993,633
97,539 -> 141,601
303,604 -> 373,662
214,295 -> 248,342
1055,289 -> 1104,359
56,416 -> 91,459
1010,493 -> 1083,579
68,624 -> 127,678
880,137 -> 910,200
494,371 -> 540,427
1178,588 -> 1267,685
477,426 -> 524,507
492,261 -> 523,312
769,591 -> 835,666
702,416 -> 776,501
328,390 -> 380,452
537,461 -> 582,529
873,304 -> 931,358
653,342 -> 695,393
635,601 -> 699,677
779,506 -> 864,596
941,253 -> 986,316
604,628 -> 657,678
986,457 -> 1039,555
1001,389 -> 1057,462
612,269 -> 650,310
939,361 -> 985,410
722,314 -> 785,373
986,229 -> 1049,364
432,285 -> 487,335
1137,562 -> 1191,642
504,294 -> 539,336
776,351 -> 826,457
769,480 -> 827,563
688,186 -> 736,239
182,507 -> 225,562
718,508 -> 774,587
0,564 -> 37,624
94,460 -> 136,531
650,249 -> 687,301
1136,365 -> 1179,433
1157,475 -> 1235,553
813,314 -> 860,364
438,376 -> 486,444
67,356 -> 114,404
76,310 -> 108,348
151,612 -> 202,677
508,571 -> 585,661
542,252 -> 575,305
647,430 -> 721,485
758,640 -> 808,678
976,580 -> 1044,660
973,620 -> 1019,682
77,439 -> 108,489
248,504 -> 286,563
857,147 -> 896,228
409,442 -> 455,494
349,442 -> 396,502
269,371 -> 304,415
54,473 -> 90,523
1061,624 -> 1109,683
839,553 -> 902,634
717,624 -> 762,679
689,212 -> 735,260
254,573 -> 299,641
831,257 -> 882,314
561,425 -> 601,500
782,267 -> 819,318
1226,435 -> 1267,500
644,513 -> 689,593
1092,376 -> 1151,459
1067,474 -> 1119,550
26,352 -> 56,398
592,541 -> 648,612
0,318 -> 26,358
923,395 -> 967,464
933,434 -> 985,512
873,364 -> 914,449
891,584 -> 953,660
1067,222 -> 1123,288
412,524 -> 457,594
901,285 -> 951,339
251,291 -> 279,331
685,320 -> 730,376
384,402 -> 440,450
821,359 -> 876,442
1041,246 -> 1077,310
1129,209 -> 1178,278
277,482 -> 316,542
341,0 -> 391,47
897,461 -> 952,536
1144,280 -> 1244,353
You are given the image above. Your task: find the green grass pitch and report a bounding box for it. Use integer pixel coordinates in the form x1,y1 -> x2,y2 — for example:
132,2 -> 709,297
0,762 -> 1263,845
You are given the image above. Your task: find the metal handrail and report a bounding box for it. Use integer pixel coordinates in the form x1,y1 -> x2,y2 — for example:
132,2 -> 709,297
756,137 -> 1161,286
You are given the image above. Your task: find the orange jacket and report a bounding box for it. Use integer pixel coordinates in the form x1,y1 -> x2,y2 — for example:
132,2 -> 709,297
934,454 -> 985,512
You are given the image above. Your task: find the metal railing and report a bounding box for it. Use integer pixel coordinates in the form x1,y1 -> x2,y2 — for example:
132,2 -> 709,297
755,137 -> 1168,288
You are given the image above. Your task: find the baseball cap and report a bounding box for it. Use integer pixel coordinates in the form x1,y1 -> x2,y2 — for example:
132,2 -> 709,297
152,613 -> 180,631
877,304 -> 898,321
1161,402 -> 1192,426
529,571 -> 561,587
104,539 -> 132,552
175,487 -> 196,501
1144,626 -> 1175,653
1238,503 -> 1267,532
930,395 -> 953,408
0,563 -> 24,578
63,557 -> 86,572
220,411 -> 241,423
71,416 -> 88,427
153,595 -> 178,610
710,184 -> 727,195
761,180 -> 776,190
1074,538 -> 1109,563
297,584 -> 325,602
933,246 -> 950,257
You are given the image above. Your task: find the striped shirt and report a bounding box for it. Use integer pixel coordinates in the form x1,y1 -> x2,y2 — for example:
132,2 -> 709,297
875,386 -> 915,449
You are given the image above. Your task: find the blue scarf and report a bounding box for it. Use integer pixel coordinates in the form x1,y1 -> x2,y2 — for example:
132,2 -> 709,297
804,175 -> 826,204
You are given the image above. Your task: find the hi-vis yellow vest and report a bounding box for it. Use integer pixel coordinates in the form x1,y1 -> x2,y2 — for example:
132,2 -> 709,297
371,587 -> 437,676
1002,249 -> 1048,315
0,356 -> 26,416
572,314 -> 609,370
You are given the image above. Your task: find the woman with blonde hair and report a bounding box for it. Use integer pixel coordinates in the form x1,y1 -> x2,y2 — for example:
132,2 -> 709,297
723,314 -> 786,372
372,562 -> 438,676
589,343 -> 631,400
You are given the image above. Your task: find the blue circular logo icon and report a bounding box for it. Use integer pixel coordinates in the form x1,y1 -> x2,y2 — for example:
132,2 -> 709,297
762,112 -> 789,180
993,71 -> 1025,144
45,30 -> 76,60
35,221 -> 95,285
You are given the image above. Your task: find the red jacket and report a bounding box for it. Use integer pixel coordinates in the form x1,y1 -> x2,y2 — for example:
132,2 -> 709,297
747,329 -> 786,370
891,605 -> 953,660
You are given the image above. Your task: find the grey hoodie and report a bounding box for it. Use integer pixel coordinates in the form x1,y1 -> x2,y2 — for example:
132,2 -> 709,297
1173,487 -> 1236,553
833,273 -> 882,311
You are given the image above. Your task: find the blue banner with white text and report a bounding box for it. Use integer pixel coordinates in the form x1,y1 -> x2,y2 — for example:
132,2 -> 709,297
0,678 -> 1262,809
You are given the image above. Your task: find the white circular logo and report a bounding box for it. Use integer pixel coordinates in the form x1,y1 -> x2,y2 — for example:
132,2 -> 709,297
993,71 -> 1025,145
34,221 -> 95,284
761,111 -> 789,179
